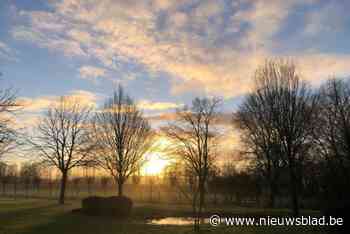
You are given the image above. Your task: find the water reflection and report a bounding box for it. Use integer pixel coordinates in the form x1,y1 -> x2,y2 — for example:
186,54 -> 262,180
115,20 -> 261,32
148,217 -> 207,225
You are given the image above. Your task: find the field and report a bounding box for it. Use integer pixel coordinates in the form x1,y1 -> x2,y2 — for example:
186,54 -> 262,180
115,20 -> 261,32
0,198 -> 327,234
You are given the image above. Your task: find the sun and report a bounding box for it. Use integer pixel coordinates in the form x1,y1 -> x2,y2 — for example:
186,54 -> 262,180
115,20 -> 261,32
143,153 -> 170,175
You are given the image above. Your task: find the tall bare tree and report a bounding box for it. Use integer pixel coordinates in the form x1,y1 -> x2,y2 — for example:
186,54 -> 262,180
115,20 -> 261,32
313,78 -> 350,205
90,86 -> 154,196
30,97 -> 93,204
163,97 -> 221,229
237,60 -> 318,216
234,80 -> 286,208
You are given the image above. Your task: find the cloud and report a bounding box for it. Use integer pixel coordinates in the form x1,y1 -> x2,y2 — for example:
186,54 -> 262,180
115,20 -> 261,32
16,90 -> 100,132
146,112 -> 178,122
0,40 -> 18,62
79,66 -> 107,81
18,97 -> 54,112
18,90 -> 99,112
303,2 -> 347,37
296,53 -> 350,83
137,100 -> 183,111
12,25 -> 88,57
14,113 -> 40,130
68,90 -> 100,107
11,0 -> 350,98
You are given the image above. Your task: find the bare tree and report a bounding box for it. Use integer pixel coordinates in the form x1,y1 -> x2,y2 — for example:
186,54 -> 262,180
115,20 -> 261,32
100,176 -> 110,196
0,162 -> 10,195
7,164 -> 18,199
165,161 -> 199,205
239,60 -> 318,216
84,167 -> 96,195
0,86 -> 18,160
234,79 -> 286,208
30,97 -> 93,204
0,163 -> 17,197
20,162 -> 39,198
163,97 -> 221,230
313,78 -> 350,205
72,176 -> 82,198
90,86 -> 154,196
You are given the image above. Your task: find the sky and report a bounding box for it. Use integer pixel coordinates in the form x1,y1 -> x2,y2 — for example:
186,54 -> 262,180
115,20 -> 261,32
1,0 -> 350,134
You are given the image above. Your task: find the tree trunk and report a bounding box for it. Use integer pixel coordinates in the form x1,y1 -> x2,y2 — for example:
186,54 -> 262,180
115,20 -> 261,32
289,160 -> 299,216
199,182 -> 205,217
14,179 -> 17,200
267,158 -> 275,208
2,183 -> 6,196
117,180 -> 124,196
269,180 -> 276,208
192,190 -> 199,232
25,184 -> 28,199
198,177 -> 206,228
213,191 -> 217,204
149,184 -> 153,202
49,182 -> 52,198
59,171 -> 68,205
269,191 -> 275,208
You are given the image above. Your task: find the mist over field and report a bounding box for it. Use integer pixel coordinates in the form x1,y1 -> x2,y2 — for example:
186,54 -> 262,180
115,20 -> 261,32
0,1 -> 350,234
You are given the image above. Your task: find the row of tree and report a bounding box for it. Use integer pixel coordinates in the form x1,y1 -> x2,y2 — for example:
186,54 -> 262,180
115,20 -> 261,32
234,60 -> 350,216
26,86 -> 154,204
0,59 -> 349,222
0,162 -> 164,201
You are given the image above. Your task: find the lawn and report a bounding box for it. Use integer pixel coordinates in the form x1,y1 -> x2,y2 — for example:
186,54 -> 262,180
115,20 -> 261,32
0,198 -> 327,234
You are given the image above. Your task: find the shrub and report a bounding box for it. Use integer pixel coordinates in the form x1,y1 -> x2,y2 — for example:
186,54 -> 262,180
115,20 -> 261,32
82,196 -> 103,216
81,196 -> 133,218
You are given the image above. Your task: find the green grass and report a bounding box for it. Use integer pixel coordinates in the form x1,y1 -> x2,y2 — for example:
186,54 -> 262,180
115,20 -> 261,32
0,198 -> 327,234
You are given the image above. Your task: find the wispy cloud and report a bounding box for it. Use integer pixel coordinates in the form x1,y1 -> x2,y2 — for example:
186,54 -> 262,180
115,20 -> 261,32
137,99 -> 183,111
303,2 -> 347,37
79,66 -> 107,81
18,90 -> 99,112
0,40 -> 18,62
10,0 -> 350,98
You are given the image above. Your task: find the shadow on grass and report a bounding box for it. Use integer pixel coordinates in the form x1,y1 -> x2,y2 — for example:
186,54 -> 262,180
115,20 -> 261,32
14,211 -> 200,234
0,203 -> 61,221
9,210 -> 328,234
0,201 -> 328,234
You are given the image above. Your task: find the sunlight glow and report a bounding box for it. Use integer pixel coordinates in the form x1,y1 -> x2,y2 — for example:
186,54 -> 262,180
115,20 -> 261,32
143,153 -> 170,175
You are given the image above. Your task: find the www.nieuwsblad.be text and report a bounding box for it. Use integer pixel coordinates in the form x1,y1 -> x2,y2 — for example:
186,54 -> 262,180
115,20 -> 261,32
208,215 -> 343,227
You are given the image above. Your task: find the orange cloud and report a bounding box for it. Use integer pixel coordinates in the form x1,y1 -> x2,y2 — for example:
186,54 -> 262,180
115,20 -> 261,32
18,90 -> 99,112
11,0 -> 350,99
137,100 -> 183,111
79,66 -> 107,81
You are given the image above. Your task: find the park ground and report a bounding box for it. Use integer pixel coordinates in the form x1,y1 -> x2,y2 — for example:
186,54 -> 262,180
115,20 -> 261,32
0,198 -> 327,234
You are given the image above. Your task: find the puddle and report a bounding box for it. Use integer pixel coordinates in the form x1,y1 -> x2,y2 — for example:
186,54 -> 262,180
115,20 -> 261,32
147,217 -> 207,225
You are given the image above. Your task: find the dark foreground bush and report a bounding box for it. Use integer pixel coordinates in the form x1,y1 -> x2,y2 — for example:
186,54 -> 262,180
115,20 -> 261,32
82,196 -> 133,218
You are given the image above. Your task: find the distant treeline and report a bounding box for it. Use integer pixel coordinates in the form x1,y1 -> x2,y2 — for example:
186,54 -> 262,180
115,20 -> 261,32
0,59 -> 349,219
